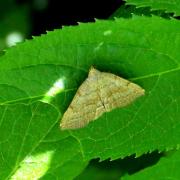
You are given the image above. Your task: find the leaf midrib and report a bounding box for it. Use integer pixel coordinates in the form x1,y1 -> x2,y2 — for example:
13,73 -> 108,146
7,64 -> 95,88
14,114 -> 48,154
0,66 -> 179,106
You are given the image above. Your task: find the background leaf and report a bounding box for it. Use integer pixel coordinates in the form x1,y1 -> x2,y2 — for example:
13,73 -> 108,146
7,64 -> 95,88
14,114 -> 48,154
122,150 -> 180,179
125,0 -> 180,16
109,4 -> 173,19
76,151 -> 162,180
0,16 -> 180,178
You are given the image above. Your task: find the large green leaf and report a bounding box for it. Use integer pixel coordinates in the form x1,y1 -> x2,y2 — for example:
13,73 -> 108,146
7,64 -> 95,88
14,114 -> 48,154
0,102 -> 87,179
109,5 -> 172,19
122,150 -> 180,179
125,0 -> 180,16
0,16 -> 180,179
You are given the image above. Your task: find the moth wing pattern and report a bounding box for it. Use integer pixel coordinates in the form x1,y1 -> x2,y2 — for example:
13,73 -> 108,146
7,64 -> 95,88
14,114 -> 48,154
98,72 -> 145,112
60,67 -> 145,130
60,69 -> 105,129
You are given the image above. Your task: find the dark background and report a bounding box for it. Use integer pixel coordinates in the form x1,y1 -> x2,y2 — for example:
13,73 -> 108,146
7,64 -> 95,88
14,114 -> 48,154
17,0 -> 123,35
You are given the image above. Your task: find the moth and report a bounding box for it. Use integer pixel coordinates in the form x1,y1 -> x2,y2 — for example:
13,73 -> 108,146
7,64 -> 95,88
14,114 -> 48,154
60,67 -> 145,130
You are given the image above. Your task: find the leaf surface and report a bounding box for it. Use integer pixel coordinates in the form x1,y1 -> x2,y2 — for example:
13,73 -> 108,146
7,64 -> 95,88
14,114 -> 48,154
0,16 -> 180,179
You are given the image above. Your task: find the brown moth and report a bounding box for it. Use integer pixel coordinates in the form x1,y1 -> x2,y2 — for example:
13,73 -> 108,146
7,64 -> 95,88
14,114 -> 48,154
60,67 -> 145,130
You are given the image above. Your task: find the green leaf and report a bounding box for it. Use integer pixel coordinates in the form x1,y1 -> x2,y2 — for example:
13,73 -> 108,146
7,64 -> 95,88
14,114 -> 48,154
0,102 -> 87,179
125,0 -> 180,16
76,151 -> 162,180
109,5 -> 172,19
75,159 -> 123,180
122,150 -> 180,179
0,16 -> 180,178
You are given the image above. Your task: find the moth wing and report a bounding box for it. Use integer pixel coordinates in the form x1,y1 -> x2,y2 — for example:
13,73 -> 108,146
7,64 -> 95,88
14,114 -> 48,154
60,68 -> 145,130
60,73 -> 105,129
98,72 -> 145,112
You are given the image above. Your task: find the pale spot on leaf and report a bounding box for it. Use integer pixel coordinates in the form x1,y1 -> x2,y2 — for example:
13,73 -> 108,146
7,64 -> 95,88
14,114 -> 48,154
94,42 -> 104,51
103,30 -> 112,36
42,78 -> 65,103
11,151 -> 54,179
